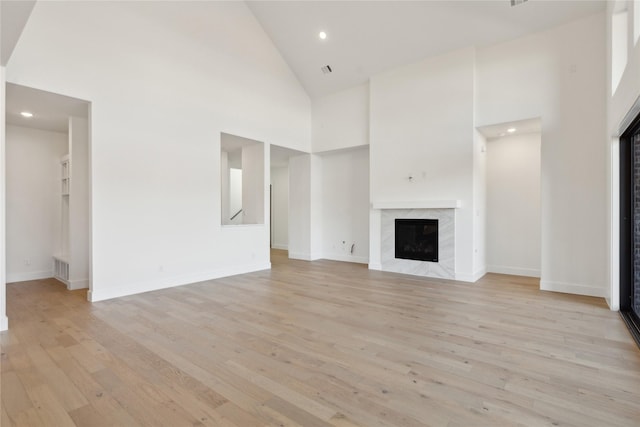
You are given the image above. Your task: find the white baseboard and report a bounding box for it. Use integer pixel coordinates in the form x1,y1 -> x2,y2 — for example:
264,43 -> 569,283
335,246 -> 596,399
271,244 -> 288,251
6,270 -> 52,283
0,315 -> 8,331
288,252 -> 311,261
474,268 -> 487,282
322,253 -> 369,264
368,263 -> 382,270
68,279 -> 89,290
540,280 -> 607,298
605,297 -> 618,311
88,262 -> 271,302
288,252 -> 323,261
455,268 -> 486,282
487,265 -> 540,278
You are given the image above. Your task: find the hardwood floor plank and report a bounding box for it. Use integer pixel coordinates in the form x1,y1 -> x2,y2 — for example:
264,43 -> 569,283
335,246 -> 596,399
25,384 -> 77,427
24,344 -> 88,411
225,359 -> 337,422
1,251 -> 639,426
11,407 -> 47,427
215,401 -> 270,427
1,402 -> 12,427
68,404 -> 112,427
1,371 -> 32,421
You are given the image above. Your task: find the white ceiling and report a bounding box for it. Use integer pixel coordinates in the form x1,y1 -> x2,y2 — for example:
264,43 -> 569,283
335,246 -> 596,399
0,0 -> 35,66
221,133 -> 262,153
247,0 -> 606,98
220,133 -> 304,168
6,83 -> 89,133
271,144 -> 306,167
2,1 -> 606,135
477,117 -> 541,140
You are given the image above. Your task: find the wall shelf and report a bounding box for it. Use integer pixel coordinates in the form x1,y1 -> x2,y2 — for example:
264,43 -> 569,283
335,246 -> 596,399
55,155 -> 71,287
61,154 -> 70,195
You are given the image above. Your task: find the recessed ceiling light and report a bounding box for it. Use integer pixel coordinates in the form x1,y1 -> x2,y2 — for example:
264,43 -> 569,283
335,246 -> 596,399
507,127 -> 516,133
20,111 -> 33,118
319,31 -> 327,40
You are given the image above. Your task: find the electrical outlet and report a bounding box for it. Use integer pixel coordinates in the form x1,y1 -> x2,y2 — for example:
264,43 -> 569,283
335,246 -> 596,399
23,259 -> 31,266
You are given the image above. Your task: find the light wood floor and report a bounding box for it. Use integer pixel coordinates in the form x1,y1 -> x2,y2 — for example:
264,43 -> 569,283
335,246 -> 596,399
2,250 -> 640,426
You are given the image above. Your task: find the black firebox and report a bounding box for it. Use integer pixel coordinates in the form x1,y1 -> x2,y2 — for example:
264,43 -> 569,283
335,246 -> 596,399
395,219 -> 438,262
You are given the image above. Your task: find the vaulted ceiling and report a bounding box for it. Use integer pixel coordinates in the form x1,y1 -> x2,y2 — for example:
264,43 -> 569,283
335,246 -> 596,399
2,1 -> 607,133
247,0 -> 606,98
0,0 -> 36,66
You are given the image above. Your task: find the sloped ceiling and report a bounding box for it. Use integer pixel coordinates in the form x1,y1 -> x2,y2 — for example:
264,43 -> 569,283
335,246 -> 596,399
1,0 -> 36,66
247,0 -> 606,98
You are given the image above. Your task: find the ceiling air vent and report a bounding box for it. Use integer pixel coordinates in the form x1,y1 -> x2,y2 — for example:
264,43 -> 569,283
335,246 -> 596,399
321,65 -> 332,74
510,0 -> 528,6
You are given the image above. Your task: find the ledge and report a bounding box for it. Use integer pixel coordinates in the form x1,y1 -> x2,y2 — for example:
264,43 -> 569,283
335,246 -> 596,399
371,200 -> 462,209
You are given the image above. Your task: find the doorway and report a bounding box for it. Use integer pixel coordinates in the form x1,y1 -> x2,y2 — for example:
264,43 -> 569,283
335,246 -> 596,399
478,118 -> 542,278
269,145 -> 305,257
5,84 -> 91,293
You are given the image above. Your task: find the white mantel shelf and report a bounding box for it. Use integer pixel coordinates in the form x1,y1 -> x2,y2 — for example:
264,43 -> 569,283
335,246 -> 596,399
371,200 -> 462,209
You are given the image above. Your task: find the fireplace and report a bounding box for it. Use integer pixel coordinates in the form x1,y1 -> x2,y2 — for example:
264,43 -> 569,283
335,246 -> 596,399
395,219 -> 438,262
379,208 -> 454,279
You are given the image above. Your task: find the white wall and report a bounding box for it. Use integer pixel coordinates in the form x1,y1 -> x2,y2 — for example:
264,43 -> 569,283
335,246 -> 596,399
473,131 -> 487,277
270,166 -> 289,250
229,168 -> 242,223
1,66 -> 8,330
309,155 -> 323,260
477,13 -> 607,297
310,83 -> 371,264
242,142 -> 265,225
486,133 -> 541,277
68,116 -> 90,289
6,125 -> 67,283
6,1 -> 310,302
369,47 -> 477,280
607,0 -> 640,309
321,147 -> 370,264
220,151 -> 230,225
288,154 -> 322,260
312,83 -> 369,153
288,155 -> 310,259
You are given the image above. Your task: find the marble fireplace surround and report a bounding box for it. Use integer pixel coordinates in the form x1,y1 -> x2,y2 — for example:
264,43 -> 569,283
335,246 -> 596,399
373,200 -> 460,280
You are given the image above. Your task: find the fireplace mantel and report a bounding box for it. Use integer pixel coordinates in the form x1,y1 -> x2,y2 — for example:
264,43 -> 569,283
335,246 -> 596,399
371,200 -> 461,210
